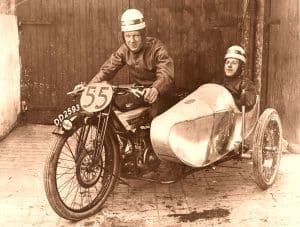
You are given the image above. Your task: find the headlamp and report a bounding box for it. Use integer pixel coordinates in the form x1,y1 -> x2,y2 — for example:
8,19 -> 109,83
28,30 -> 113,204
62,119 -> 73,131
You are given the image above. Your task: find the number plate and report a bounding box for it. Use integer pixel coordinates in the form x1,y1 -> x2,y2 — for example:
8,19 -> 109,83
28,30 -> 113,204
53,104 -> 81,127
80,82 -> 113,112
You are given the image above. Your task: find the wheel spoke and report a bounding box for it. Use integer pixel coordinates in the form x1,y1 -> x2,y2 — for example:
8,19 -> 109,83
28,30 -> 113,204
64,140 -> 76,161
62,175 -> 78,203
73,130 -> 81,142
56,171 -> 75,180
70,185 -> 80,209
58,157 -> 74,162
57,173 -> 76,194
57,165 -> 74,170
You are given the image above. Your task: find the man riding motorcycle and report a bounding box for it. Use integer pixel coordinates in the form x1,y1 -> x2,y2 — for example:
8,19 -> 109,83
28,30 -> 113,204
75,8 -> 176,119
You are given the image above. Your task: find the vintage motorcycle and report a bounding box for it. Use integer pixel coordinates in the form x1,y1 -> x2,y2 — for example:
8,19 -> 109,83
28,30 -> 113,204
44,82 -> 282,221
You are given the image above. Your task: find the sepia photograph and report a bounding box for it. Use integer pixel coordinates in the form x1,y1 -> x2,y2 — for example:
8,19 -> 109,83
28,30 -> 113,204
0,0 -> 300,226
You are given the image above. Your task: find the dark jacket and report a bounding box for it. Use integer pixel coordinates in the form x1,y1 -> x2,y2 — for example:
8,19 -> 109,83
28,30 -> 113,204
90,37 -> 175,96
222,76 -> 257,112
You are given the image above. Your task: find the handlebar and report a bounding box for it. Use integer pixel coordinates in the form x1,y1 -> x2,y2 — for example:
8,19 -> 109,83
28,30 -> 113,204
66,83 -> 146,98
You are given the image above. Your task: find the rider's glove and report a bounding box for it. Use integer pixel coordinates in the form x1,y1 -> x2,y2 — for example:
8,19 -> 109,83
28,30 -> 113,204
144,87 -> 159,104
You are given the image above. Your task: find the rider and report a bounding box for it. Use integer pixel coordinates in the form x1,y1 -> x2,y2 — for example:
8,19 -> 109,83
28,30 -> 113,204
76,8 -> 176,119
221,45 -> 257,152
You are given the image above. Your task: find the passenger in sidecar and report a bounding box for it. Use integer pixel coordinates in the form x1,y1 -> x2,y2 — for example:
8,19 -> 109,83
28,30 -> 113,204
150,45 -> 258,167
218,45 -> 257,152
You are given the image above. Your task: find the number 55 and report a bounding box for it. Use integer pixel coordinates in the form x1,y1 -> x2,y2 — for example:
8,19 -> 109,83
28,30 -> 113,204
80,83 -> 113,112
82,86 -> 96,108
95,87 -> 109,109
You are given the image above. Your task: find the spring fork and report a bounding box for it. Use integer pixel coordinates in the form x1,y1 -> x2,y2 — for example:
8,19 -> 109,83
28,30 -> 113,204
75,125 -> 91,160
92,105 -> 112,162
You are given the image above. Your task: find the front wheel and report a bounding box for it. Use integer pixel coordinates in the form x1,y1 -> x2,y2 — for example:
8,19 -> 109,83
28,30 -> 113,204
44,125 -> 120,221
252,108 -> 282,190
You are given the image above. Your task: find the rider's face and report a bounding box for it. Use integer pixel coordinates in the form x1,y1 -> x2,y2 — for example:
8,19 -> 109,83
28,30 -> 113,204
224,58 -> 241,77
124,31 -> 143,53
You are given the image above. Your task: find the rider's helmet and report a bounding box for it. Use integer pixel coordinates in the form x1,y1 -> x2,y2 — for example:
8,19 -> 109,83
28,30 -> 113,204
121,9 -> 146,32
225,45 -> 246,63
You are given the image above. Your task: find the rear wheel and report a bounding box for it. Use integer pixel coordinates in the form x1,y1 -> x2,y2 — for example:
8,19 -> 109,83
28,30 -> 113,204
252,108 -> 282,190
44,125 -> 120,221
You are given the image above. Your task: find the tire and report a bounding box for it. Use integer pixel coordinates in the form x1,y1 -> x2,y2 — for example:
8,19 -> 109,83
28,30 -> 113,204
252,108 -> 282,190
44,125 -> 120,221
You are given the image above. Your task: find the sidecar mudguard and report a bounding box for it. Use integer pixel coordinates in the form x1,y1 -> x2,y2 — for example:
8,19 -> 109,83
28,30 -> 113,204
150,83 -> 239,167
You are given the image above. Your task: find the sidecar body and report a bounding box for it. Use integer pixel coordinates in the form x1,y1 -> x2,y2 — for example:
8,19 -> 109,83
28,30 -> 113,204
150,83 -> 259,167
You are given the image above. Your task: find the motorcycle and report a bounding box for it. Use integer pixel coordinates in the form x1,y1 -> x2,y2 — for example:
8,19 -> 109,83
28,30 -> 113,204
44,82 -> 282,221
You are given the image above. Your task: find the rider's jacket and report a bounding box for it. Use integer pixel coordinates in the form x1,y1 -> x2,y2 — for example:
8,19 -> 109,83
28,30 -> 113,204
90,37 -> 175,96
222,76 -> 257,112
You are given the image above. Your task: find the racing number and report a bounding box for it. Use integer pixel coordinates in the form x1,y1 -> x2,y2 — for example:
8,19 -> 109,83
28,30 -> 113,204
95,87 -> 109,109
82,85 -> 109,109
82,86 -> 96,108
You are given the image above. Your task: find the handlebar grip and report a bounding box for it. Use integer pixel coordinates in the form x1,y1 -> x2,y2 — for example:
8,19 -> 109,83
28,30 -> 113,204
67,89 -> 84,96
67,91 -> 77,96
67,91 -> 74,95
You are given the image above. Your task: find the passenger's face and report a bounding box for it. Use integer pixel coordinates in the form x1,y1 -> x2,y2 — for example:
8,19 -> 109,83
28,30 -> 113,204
224,58 -> 240,77
124,31 -> 143,53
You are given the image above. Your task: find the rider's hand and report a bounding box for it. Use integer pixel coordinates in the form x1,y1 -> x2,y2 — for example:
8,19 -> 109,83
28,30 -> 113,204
144,87 -> 159,104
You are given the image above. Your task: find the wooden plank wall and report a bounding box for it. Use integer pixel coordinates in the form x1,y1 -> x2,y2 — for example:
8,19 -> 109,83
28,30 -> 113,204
265,0 -> 300,145
16,0 -> 244,123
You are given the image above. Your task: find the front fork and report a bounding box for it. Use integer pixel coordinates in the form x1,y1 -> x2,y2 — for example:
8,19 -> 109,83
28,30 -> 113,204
91,104 -> 112,164
73,105 -> 112,164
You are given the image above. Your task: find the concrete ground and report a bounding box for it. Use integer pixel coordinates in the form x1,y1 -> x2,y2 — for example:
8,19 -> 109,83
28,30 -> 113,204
0,124 -> 300,227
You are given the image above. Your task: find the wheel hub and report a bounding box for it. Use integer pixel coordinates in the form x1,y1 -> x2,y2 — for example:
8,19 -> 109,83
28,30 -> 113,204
76,151 -> 103,188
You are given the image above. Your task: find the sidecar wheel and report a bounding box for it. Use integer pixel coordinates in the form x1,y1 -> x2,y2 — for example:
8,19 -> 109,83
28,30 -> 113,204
44,125 -> 120,221
252,108 -> 282,190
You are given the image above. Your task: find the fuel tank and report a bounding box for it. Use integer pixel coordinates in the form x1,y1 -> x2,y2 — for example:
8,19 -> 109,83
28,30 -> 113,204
150,83 -> 238,167
114,106 -> 150,131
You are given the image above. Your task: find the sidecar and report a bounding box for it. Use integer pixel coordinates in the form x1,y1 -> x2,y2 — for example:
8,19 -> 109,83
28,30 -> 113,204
150,83 -> 282,189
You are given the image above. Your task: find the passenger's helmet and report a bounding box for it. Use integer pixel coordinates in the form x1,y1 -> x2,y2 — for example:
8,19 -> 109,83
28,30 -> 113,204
225,45 -> 246,63
121,9 -> 146,32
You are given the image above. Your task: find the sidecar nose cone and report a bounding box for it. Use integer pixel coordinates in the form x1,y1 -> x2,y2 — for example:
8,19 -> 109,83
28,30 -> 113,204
150,83 -> 238,167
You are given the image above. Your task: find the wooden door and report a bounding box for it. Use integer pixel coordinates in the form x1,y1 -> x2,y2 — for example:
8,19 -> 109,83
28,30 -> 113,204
16,0 -> 129,123
16,0 -> 244,124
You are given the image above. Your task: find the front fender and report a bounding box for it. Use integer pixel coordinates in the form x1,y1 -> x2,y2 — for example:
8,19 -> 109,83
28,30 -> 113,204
52,126 -> 66,135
